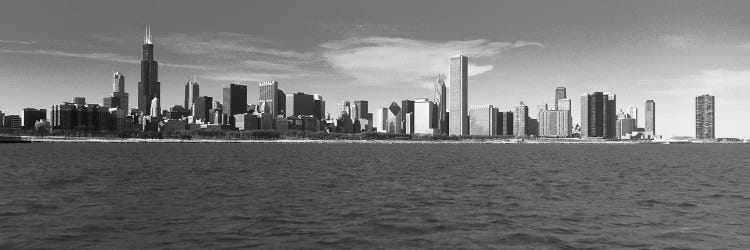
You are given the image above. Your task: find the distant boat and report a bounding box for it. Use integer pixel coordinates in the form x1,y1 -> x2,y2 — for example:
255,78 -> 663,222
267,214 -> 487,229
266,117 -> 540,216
0,136 -> 30,143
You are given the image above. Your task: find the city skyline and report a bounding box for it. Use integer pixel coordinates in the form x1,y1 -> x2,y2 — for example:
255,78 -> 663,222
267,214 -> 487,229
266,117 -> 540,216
2,1 -> 750,137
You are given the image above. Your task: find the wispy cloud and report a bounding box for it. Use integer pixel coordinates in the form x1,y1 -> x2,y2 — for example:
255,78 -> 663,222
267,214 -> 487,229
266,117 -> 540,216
645,69 -> 750,99
160,32 -> 314,60
320,36 -> 543,85
0,39 -> 35,45
659,35 -> 695,49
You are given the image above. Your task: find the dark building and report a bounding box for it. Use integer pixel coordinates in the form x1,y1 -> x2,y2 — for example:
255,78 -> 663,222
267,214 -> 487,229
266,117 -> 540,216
276,89 -> 286,117
696,94 -> 715,140
48,103 -> 114,130
354,100 -> 369,120
286,92 -> 315,117
555,86 -> 566,109
3,115 -> 21,129
223,83 -> 247,127
528,118 -> 539,137
22,108 -> 47,129
645,100 -> 656,137
313,94 -> 325,119
193,96 -> 212,123
497,111 -> 514,136
581,92 -> 617,139
400,99 -> 414,132
137,27 -> 161,115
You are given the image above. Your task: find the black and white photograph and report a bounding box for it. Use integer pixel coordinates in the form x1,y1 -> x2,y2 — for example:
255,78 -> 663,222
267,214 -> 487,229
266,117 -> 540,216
1,0 -> 749,249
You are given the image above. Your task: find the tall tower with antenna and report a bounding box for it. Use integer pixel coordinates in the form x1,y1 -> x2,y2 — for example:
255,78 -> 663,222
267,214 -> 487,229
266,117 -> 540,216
138,26 -> 161,115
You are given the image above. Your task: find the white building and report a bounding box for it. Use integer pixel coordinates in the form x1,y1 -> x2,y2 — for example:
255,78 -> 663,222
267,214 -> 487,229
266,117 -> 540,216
413,98 -> 436,134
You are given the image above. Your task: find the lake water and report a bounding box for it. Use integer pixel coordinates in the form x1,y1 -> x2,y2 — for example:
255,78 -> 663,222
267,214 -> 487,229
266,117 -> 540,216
1,143 -> 749,249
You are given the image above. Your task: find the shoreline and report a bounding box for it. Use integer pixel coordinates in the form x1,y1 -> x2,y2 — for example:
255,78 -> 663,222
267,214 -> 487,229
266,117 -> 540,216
14,136 -> 740,144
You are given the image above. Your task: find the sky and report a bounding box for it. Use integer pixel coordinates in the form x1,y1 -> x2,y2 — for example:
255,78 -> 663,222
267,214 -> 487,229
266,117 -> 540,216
1,0 -> 750,138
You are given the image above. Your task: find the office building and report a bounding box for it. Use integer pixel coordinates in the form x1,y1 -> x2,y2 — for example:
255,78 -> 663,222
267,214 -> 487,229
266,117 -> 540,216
374,107 -> 388,133
696,94 -> 715,140
354,100 -> 369,121
386,101 -> 402,134
627,106 -> 638,126
0,110 -> 4,127
616,110 -> 637,139
469,105 -> 498,136
4,115 -> 21,129
645,100 -> 656,137
581,92 -> 617,139
555,86 -> 566,109
514,102 -> 529,137
449,54 -> 468,135
400,99 -> 414,133
413,98 -> 436,134
259,81 -> 282,117
434,75 -> 447,135
497,111 -> 514,136
150,97 -> 161,119
22,108 -> 46,129
313,94 -> 325,119
286,92 -> 315,117
539,109 -> 572,138
192,96 -> 212,123
137,27 -> 161,115
184,78 -> 199,112
73,97 -> 86,105
557,99 -> 571,111
104,72 -> 129,115
223,83 -> 248,126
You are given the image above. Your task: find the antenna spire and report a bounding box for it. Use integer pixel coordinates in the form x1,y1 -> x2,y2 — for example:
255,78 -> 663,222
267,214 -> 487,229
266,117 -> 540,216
144,26 -> 152,44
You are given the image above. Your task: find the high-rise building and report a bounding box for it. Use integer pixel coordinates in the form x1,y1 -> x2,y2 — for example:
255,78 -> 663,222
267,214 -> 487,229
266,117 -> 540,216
276,89 -> 286,117
413,98 -> 436,134
555,86 -> 566,109
22,108 -> 46,129
103,72 -> 129,115
184,79 -> 199,112
73,97 -> 86,105
150,97 -> 161,119
137,27 -> 161,115
449,55 -> 468,135
580,92 -> 617,138
386,101 -> 402,134
539,110 -> 572,138
313,94 -> 325,119
434,76 -> 447,135
286,92 -> 315,117
645,100 -> 656,137
696,94 -> 715,140
627,106 -> 638,127
514,102 -> 529,137
192,96 -> 212,123
400,99 -> 414,133
374,107 -> 388,133
259,81 -> 280,117
497,111 -> 514,136
469,105 -> 498,136
557,99 -> 572,111
616,110 -> 636,139
224,83 -> 248,127
354,100 -> 369,121
0,110 -> 4,127
3,115 -> 21,129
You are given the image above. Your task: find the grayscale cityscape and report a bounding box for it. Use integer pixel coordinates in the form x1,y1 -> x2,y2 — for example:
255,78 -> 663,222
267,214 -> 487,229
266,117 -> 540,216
1,1 -> 749,249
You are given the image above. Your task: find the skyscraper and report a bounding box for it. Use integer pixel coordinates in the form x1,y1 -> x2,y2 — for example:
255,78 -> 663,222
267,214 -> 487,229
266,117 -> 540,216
414,98 -> 436,134
469,105 -> 498,136
696,94 -> 715,140
616,110 -> 636,139
555,86 -> 566,109
313,94 -> 325,119
192,96 -> 212,123
581,92 -> 617,138
434,75 -> 447,135
645,100 -> 655,137
449,55 -> 468,136
374,107 -> 388,133
137,27 -> 161,115
386,101 -> 402,134
627,106 -> 638,127
286,92 -> 314,117
103,72 -> 129,114
400,99 -> 414,133
497,111 -> 514,136
150,97 -> 161,119
22,108 -> 46,129
184,78 -> 199,112
259,81 -> 280,117
513,102 -> 529,137
224,83 -> 248,126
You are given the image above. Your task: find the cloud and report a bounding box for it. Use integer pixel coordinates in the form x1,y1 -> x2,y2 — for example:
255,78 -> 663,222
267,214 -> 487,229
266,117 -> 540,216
320,37 -> 543,85
645,69 -> 750,98
0,40 -> 35,45
0,47 -> 213,70
659,35 -> 694,49
159,32 -> 314,60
